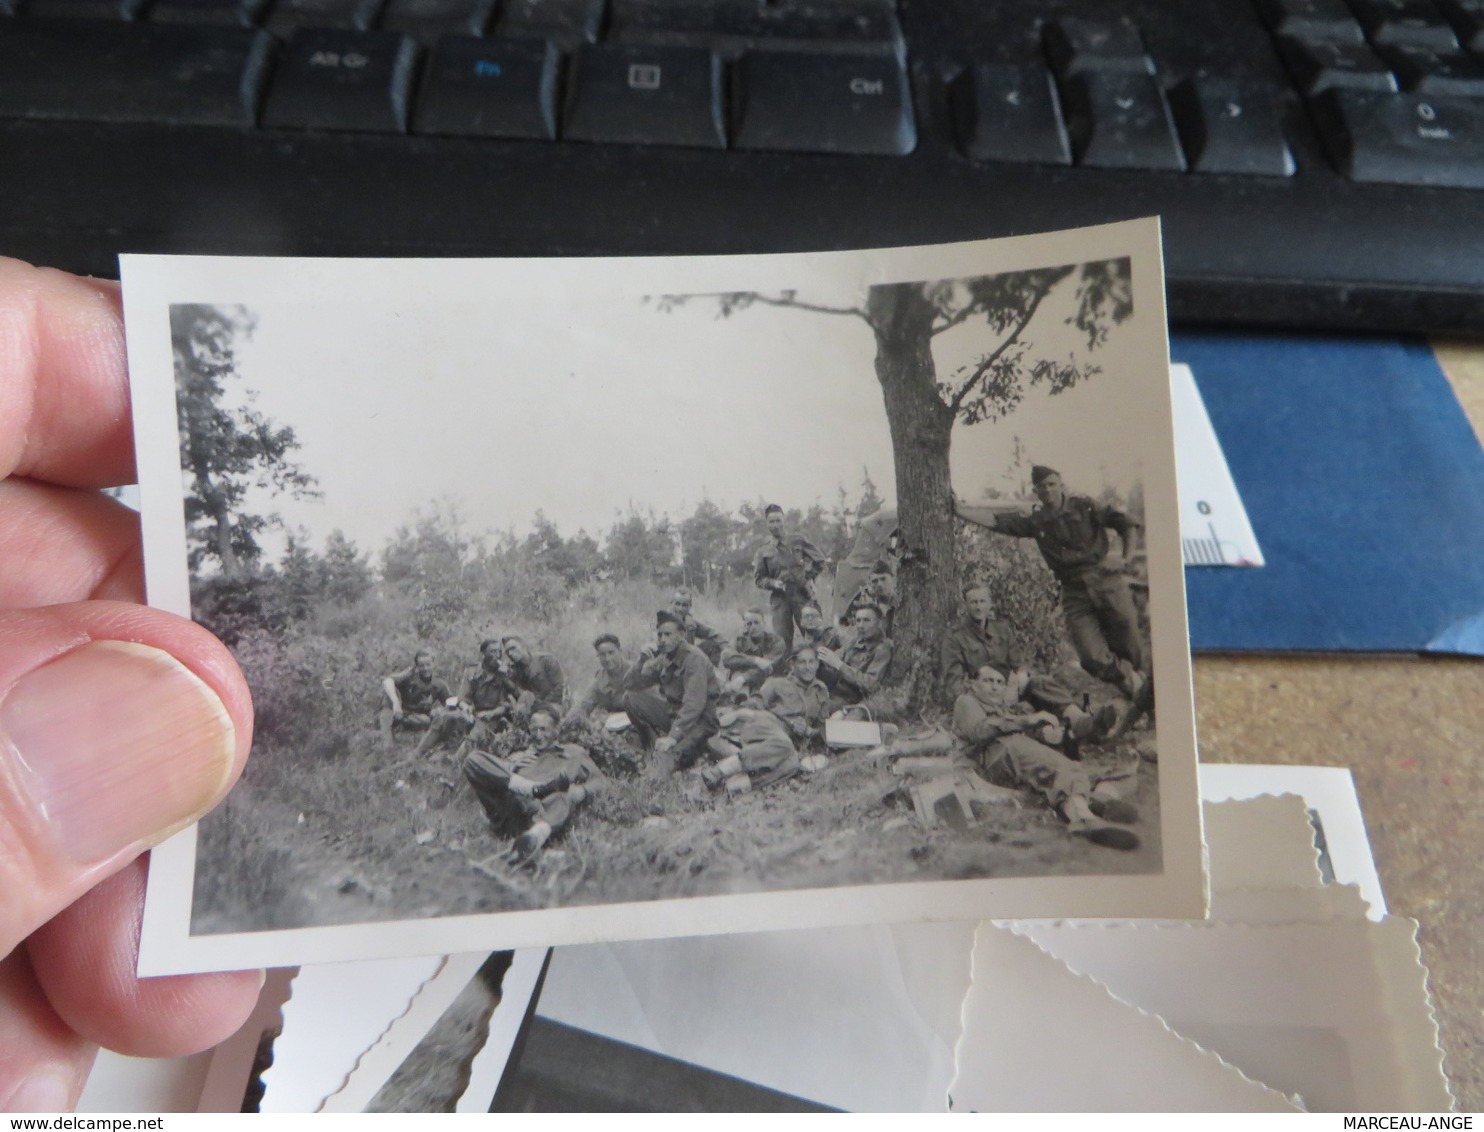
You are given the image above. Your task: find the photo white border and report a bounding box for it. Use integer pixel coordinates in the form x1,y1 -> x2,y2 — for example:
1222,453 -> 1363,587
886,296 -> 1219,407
127,218 -> 1206,977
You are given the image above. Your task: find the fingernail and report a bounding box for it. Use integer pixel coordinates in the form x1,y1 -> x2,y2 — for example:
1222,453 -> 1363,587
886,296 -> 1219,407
4,1067 -> 74,1113
1,640 -> 235,866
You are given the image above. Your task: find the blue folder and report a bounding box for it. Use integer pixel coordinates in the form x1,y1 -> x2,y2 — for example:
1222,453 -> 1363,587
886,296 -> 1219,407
1173,333 -> 1484,656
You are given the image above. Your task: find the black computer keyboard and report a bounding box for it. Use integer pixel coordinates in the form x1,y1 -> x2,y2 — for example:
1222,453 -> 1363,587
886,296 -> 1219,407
2,0 -> 1483,334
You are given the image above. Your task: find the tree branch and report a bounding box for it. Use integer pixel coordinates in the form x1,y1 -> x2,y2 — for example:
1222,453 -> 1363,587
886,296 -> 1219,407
945,284 -> 1053,415
930,305 -> 978,337
742,293 -> 871,322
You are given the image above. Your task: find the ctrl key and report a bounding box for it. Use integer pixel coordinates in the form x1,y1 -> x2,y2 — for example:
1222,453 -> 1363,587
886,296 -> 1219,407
1311,88 -> 1484,186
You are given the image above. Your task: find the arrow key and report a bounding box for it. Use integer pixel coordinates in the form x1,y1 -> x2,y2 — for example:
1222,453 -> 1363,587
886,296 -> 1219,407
1059,71 -> 1185,170
1167,76 -> 1295,175
953,64 -> 1070,165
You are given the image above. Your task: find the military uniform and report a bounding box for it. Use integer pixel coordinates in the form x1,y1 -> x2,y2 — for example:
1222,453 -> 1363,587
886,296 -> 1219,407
379,667 -> 453,744
706,708 -> 800,788
828,631 -> 893,709
992,497 -> 1146,686
756,670 -> 830,742
721,624 -> 787,692
509,651 -> 569,717
939,616 -> 1078,715
841,580 -> 896,636
424,662 -> 517,750
388,668 -> 451,716
569,660 -> 634,720
463,740 -> 601,837
952,690 -> 1092,812
677,613 -> 724,665
754,533 -> 827,652
624,639 -> 721,771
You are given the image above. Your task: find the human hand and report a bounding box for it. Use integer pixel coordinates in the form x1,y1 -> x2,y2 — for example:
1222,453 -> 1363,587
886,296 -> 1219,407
654,737 -> 677,754
0,261 -> 259,1111
506,774 -> 537,798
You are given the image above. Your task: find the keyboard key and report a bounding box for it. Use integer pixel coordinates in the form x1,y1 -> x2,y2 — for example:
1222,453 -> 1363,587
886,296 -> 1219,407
1043,17 -> 1154,76
733,48 -> 914,155
563,43 -> 724,147
147,0 -> 267,26
0,18 -> 269,122
1382,42 -> 1484,92
952,64 -> 1070,165
1059,71 -> 1185,170
378,0 -> 490,38
261,27 -> 417,130
26,0 -> 142,16
413,36 -> 556,137
608,0 -> 902,56
1279,37 -> 1399,94
1167,76 -> 1296,175
495,0 -> 601,49
1310,87 -> 1484,185
1438,0 -> 1484,49
1253,0 -> 1365,41
1348,0 -> 1459,48
265,0 -> 381,34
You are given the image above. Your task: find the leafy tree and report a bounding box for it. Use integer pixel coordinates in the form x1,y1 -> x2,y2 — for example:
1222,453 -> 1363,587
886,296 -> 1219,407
658,260 -> 1132,707
172,304 -> 317,578
678,498 -> 747,591
604,510 -> 676,581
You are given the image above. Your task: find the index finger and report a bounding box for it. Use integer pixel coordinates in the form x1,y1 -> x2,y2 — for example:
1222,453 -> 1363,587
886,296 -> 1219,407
0,259 -> 132,489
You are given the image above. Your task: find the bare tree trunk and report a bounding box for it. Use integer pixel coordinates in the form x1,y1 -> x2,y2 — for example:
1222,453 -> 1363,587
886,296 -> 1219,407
867,284 -> 959,714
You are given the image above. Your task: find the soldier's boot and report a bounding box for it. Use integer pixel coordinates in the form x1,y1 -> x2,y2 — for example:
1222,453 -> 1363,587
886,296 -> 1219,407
506,820 -> 552,866
1061,795 -> 1139,851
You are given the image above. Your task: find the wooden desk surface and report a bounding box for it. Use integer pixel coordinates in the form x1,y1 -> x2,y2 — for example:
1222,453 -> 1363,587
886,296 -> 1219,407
1193,341 -> 1483,1113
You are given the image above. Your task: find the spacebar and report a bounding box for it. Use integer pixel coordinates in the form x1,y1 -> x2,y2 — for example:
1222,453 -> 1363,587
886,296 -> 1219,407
0,19 -> 272,126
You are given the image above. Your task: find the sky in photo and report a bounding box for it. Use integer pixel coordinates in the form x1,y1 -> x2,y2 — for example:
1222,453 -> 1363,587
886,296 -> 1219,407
221,269 -> 1152,557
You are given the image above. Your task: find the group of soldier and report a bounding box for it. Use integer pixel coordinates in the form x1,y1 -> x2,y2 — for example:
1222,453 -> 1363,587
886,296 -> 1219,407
378,467 -> 1153,863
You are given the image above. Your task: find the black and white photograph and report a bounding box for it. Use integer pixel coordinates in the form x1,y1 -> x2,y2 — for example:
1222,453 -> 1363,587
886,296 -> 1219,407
127,220 -> 1204,975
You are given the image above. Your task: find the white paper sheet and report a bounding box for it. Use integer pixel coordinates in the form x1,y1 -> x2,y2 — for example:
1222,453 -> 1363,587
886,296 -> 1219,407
1015,917 -> 1451,1111
950,925 -> 1301,1112
1171,362 -> 1264,566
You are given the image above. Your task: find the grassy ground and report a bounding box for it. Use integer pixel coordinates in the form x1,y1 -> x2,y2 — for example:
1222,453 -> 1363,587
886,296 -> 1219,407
192,708 -> 1160,934
191,575 -> 1162,934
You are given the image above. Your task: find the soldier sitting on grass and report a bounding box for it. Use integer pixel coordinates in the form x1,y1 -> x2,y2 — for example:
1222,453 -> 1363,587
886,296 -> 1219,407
669,586 -> 724,665
463,709 -> 603,866
418,638 -> 519,756
699,705 -> 800,796
379,649 -> 452,751
561,632 -> 634,731
503,634 -> 569,721
953,664 -> 1140,851
754,644 -> 830,755
720,607 -> 786,698
817,603 -> 893,717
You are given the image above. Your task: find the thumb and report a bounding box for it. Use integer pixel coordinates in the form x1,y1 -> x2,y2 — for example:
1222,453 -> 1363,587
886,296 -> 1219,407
0,603 -> 250,959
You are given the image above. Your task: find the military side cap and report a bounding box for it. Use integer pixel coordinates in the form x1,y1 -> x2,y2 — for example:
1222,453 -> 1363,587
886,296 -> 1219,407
656,609 -> 682,628
1031,464 -> 1059,485
871,559 -> 893,574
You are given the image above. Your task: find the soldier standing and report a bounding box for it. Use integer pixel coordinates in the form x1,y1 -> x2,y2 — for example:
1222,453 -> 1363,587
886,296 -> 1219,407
754,503 -> 826,654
